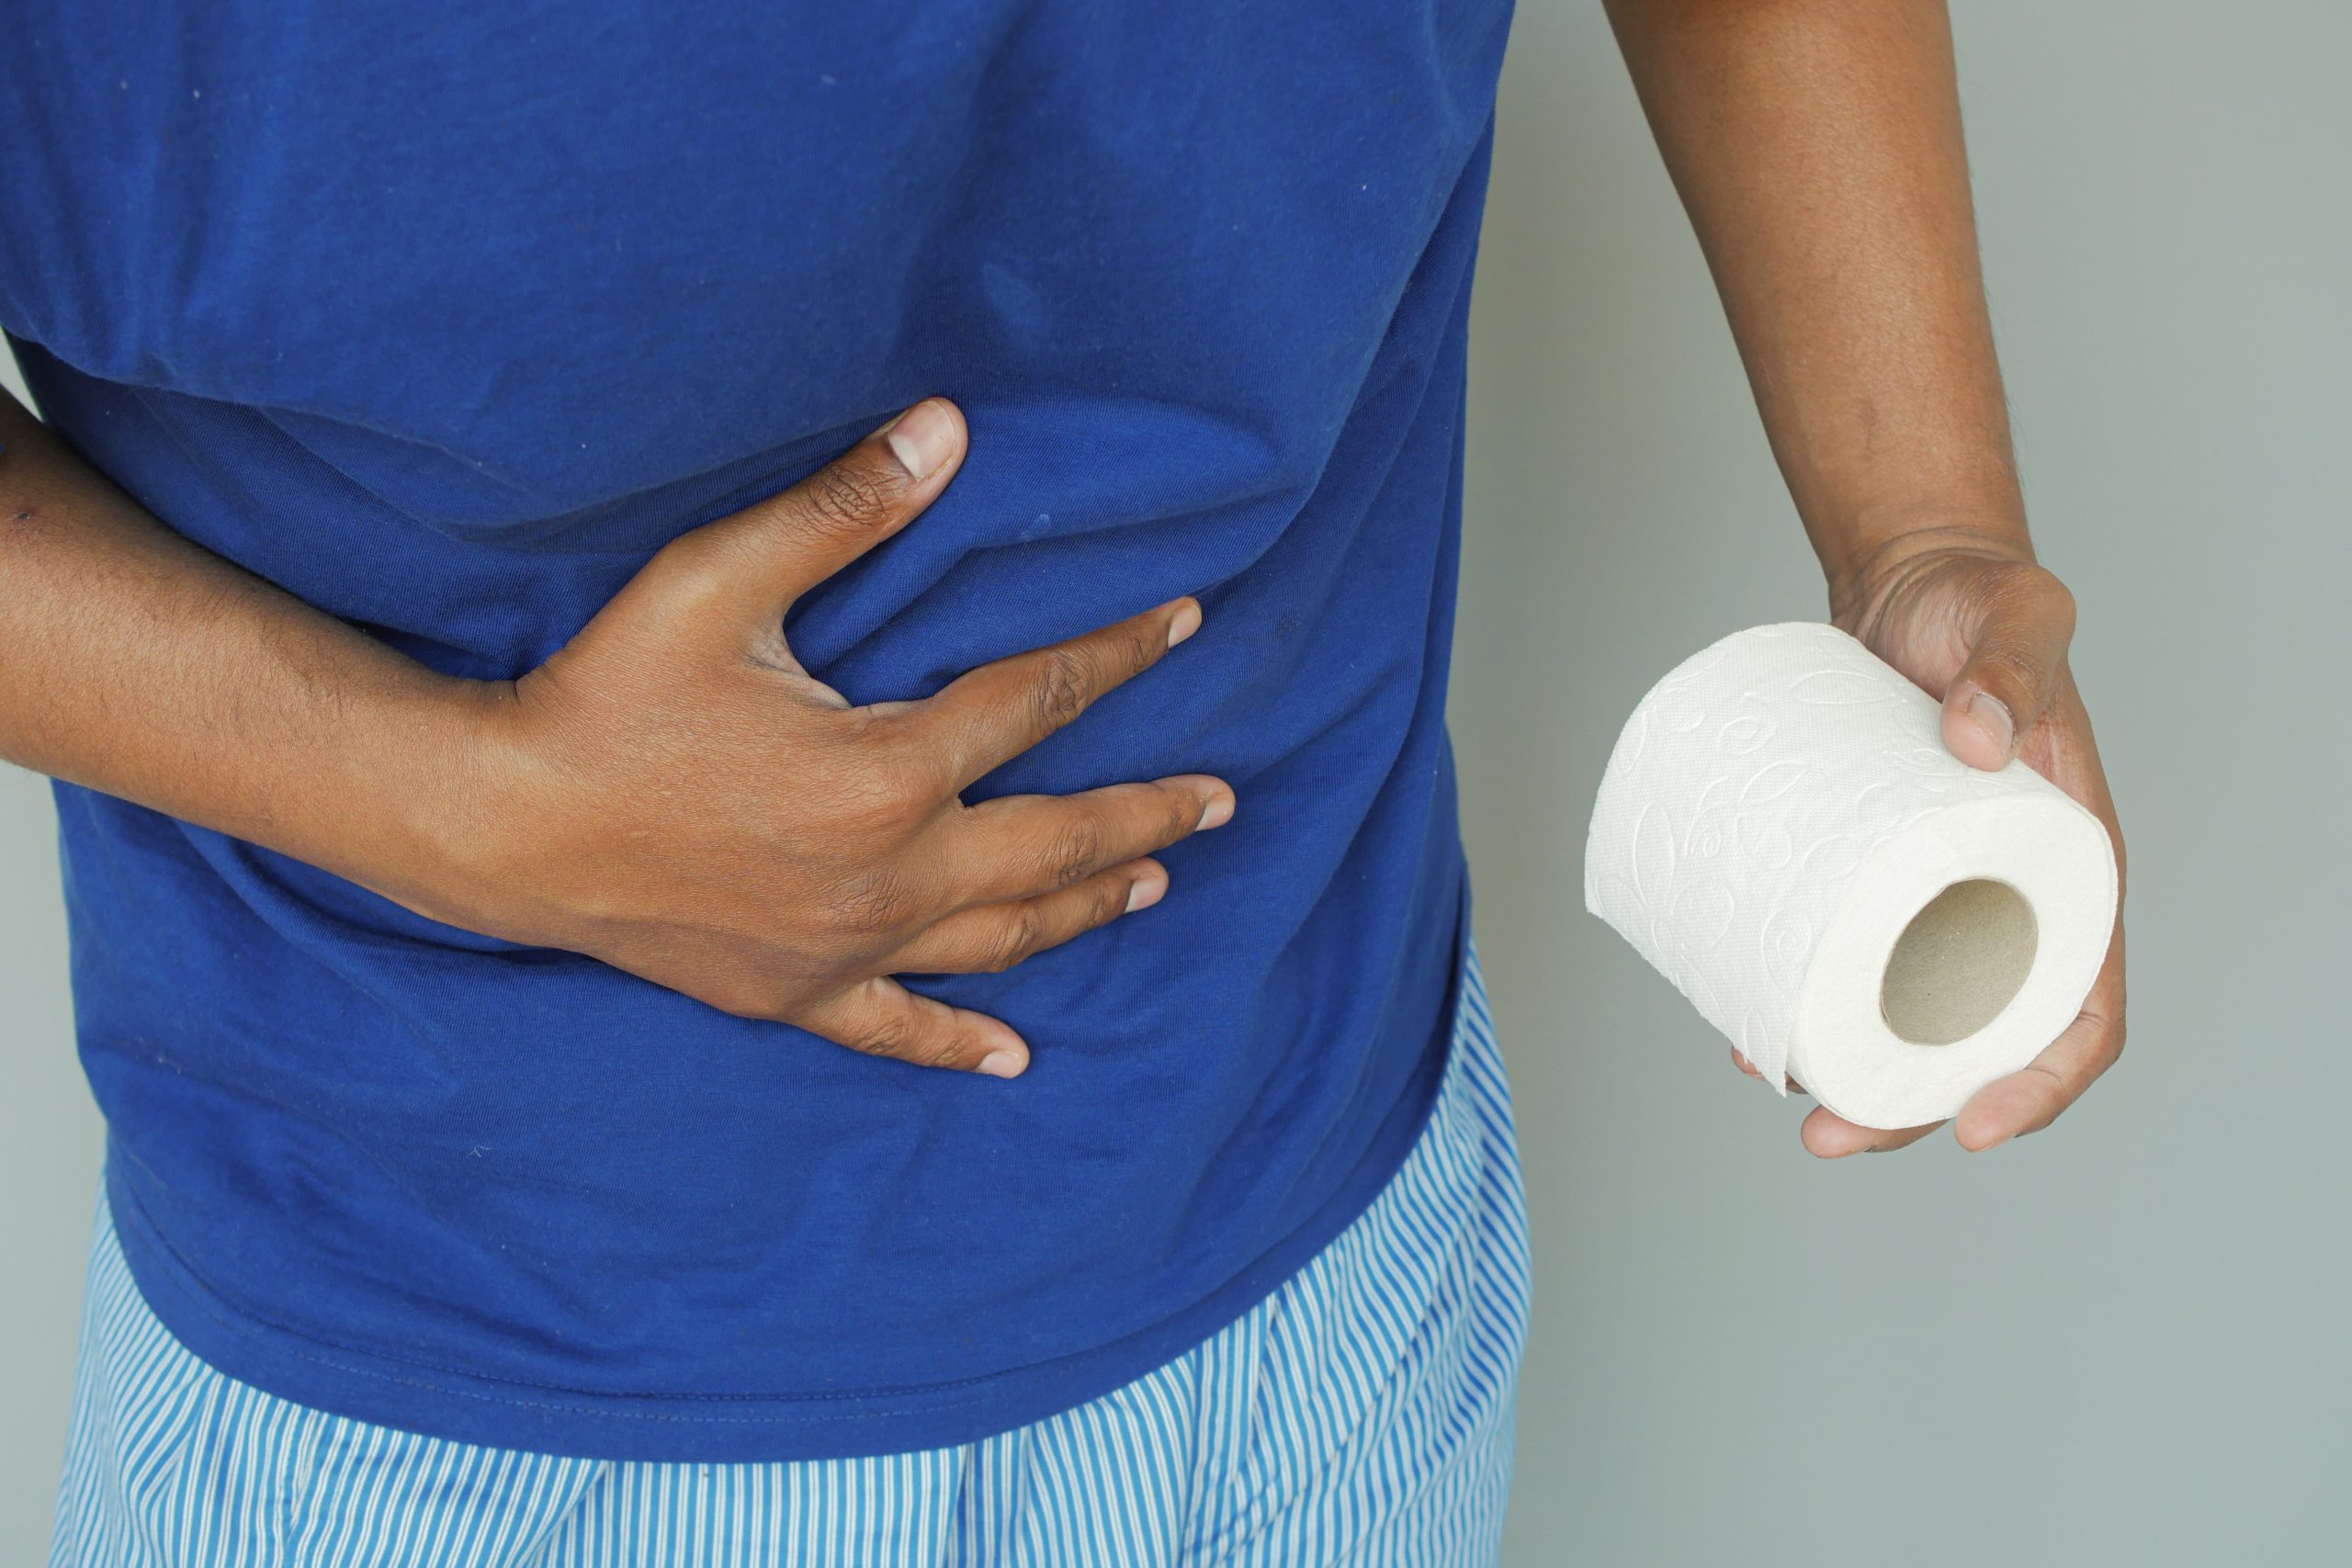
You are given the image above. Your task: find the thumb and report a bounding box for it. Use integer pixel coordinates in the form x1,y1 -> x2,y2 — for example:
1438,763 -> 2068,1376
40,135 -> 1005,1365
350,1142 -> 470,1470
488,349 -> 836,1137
642,398 -> 967,637
1940,562 -> 2076,771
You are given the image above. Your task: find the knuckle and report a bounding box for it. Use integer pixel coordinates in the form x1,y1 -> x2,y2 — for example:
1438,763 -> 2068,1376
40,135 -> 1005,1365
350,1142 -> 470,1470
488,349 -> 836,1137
849,1010 -> 920,1063
798,458 -> 900,534
1163,789 -> 1200,841
1125,618 -> 1165,676
920,1038 -> 968,1071
901,1021 -> 966,1070
1045,816 -> 1105,888
986,907 -> 1042,973
1087,874 -> 1130,929
1028,647 -> 1094,733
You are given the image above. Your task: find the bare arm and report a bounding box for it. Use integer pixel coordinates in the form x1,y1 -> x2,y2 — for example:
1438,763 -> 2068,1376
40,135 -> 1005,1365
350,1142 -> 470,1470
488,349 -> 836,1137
1603,0 -> 2027,574
0,391 -> 473,888
0,390 -> 1234,1077
1603,0 -> 2126,1155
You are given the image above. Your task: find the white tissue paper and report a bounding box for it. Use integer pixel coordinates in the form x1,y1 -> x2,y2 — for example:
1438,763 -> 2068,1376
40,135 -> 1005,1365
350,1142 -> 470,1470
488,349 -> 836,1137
1582,623 -> 2117,1130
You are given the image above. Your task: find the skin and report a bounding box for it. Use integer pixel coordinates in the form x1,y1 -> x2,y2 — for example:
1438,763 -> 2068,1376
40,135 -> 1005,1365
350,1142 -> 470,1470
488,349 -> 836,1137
0,0 -> 2124,1150
1604,0 -> 2127,1155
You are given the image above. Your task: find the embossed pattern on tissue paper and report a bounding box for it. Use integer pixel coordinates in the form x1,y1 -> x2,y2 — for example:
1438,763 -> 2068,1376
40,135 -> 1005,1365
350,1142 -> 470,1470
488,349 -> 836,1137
1585,623 -> 2025,1092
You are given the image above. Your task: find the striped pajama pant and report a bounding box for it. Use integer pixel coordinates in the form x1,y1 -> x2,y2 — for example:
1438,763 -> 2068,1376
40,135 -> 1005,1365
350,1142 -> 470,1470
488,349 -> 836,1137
51,946 -> 1530,1567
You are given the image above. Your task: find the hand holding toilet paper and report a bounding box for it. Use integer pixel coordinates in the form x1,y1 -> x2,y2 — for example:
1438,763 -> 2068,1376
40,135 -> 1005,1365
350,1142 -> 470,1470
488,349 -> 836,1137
1583,623 -> 2118,1131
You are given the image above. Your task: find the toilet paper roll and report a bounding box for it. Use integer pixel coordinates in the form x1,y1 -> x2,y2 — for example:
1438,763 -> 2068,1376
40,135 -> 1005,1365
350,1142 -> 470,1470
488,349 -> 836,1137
1582,623 -> 2117,1130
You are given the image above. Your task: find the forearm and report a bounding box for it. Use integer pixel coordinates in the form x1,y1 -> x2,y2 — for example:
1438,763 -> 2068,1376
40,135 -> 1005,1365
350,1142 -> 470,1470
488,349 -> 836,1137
0,389 -> 482,900
1602,0 -> 2028,597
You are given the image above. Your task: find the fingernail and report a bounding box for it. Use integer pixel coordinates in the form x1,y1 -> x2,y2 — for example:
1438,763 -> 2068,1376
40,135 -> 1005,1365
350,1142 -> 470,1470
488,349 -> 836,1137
1969,691 -> 2015,760
977,1049 -> 1025,1078
1125,869 -> 1168,912
884,400 -> 956,482
1197,793 -> 1234,830
1166,599 -> 1203,648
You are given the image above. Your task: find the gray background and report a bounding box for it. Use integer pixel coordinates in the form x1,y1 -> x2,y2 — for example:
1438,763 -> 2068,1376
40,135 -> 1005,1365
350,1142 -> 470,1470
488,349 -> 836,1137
5,3 -> 2345,1562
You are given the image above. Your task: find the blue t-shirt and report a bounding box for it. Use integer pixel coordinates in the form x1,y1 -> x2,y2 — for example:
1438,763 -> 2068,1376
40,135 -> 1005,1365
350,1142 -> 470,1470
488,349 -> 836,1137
0,0 -> 1513,1460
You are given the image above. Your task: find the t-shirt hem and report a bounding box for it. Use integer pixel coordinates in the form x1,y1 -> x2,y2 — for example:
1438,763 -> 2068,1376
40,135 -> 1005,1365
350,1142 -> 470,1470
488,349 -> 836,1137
103,899 -> 1470,1463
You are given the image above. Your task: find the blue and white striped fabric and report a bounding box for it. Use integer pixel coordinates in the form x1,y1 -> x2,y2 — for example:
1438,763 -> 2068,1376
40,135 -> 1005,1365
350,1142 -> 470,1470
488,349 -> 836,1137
51,947 -> 1529,1567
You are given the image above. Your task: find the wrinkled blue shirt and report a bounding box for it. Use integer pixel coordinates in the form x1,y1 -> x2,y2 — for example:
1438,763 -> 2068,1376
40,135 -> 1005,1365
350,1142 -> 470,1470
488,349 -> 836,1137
0,0 -> 1511,1458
